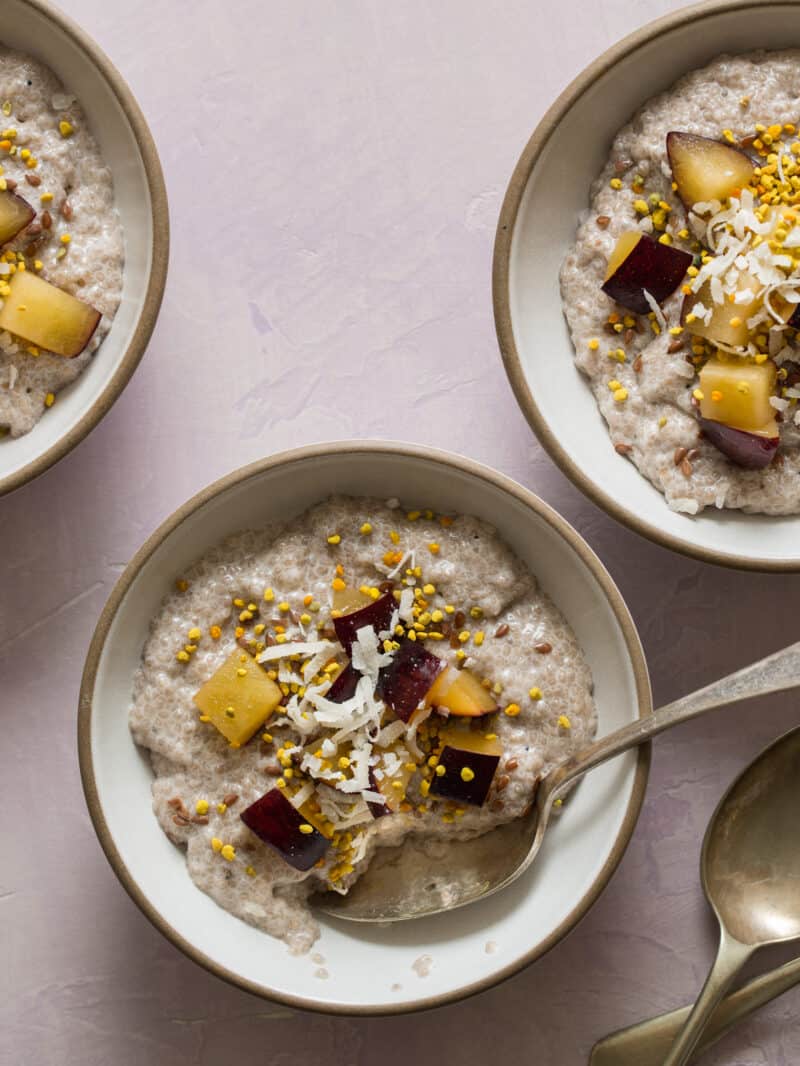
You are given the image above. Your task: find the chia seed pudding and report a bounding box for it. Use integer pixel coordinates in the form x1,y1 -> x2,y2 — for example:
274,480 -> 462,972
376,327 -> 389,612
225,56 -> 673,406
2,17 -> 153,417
561,51 -> 800,515
0,46 -> 123,438
129,496 -> 596,953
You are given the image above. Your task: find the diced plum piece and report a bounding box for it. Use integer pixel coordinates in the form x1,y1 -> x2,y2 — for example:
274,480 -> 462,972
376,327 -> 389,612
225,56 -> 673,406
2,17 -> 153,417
192,649 -> 282,746
684,272 -> 761,348
0,189 -> 35,245
601,231 -> 692,315
240,788 -> 330,871
332,585 -> 374,615
0,270 -> 101,357
699,417 -> 779,469
333,591 -> 395,655
425,666 -> 498,717
379,641 -> 444,722
667,131 -> 755,209
429,727 -> 503,807
698,357 -> 777,432
327,663 -> 359,703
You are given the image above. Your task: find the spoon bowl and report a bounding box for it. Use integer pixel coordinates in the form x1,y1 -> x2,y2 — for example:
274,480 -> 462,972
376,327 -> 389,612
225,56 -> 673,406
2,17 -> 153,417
703,727 -> 800,947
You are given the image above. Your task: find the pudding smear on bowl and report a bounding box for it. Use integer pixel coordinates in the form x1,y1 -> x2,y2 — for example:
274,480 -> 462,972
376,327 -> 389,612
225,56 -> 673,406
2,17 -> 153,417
561,51 -> 800,515
129,497 -> 596,953
0,46 -> 123,437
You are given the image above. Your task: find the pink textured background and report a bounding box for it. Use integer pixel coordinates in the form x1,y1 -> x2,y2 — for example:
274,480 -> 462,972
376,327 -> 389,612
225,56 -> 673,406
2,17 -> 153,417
3,1 -> 800,1062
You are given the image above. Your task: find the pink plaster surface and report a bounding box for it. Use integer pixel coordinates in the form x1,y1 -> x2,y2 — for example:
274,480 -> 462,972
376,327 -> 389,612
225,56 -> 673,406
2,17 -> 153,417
2,1 -> 800,1062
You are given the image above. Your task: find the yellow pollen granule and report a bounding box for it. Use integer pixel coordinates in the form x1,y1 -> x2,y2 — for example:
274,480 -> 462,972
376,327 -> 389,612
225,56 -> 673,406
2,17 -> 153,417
44,392 -> 55,407
58,120 -> 74,138
529,686 -> 543,700
195,799 -> 209,815
327,534 -> 341,545
504,703 -> 521,717
211,838 -> 223,853
220,844 -> 235,861
558,715 -> 572,730
609,177 -> 623,190
359,522 -> 372,535
613,387 -> 628,403
460,767 -> 475,782
299,824 -> 314,835
588,338 -> 599,350
188,627 -> 201,641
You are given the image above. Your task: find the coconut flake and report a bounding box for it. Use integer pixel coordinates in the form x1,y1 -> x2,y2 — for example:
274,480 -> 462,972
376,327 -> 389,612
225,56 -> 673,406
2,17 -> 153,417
642,289 -> 667,332
289,781 -> 315,809
351,624 -> 393,684
376,719 -> 407,748
258,639 -> 338,664
398,587 -> 415,624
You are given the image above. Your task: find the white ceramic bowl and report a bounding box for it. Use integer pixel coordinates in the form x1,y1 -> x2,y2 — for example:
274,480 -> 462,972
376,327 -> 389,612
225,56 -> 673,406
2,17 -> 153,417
494,0 -> 800,571
0,0 -> 168,496
79,442 -> 651,1014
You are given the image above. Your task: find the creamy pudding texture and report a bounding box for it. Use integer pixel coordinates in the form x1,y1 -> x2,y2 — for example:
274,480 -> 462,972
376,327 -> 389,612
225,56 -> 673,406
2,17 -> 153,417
0,47 -> 123,437
561,51 -> 800,515
129,497 -> 596,953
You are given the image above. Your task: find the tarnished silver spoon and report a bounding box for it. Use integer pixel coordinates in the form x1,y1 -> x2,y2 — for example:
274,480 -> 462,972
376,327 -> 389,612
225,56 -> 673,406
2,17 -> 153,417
318,640 -> 800,923
589,954 -> 800,1065
644,724 -> 800,1066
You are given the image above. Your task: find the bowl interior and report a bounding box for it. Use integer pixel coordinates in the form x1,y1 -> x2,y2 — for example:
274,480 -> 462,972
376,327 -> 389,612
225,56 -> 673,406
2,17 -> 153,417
1,0 -> 161,492
503,1 -> 800,569
83,446 -> 648,1012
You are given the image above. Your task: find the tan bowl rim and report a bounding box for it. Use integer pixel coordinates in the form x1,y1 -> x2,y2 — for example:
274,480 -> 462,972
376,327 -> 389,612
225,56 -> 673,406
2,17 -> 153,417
78,440 -> 652,1016
493,0 -> 800,573
0,0 -> 169,497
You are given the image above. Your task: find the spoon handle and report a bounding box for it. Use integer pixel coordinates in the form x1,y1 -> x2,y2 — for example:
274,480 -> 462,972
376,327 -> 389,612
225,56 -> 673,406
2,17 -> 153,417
553,639 -> 800,796
589,955 -> 800,1066
661,933 -> 752,1066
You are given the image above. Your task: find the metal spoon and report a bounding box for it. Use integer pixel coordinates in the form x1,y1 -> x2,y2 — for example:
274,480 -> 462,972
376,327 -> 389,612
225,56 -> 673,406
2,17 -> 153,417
589,955 -> 800,1065
649,724 -> 800,1066
319,640 -> 800,923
